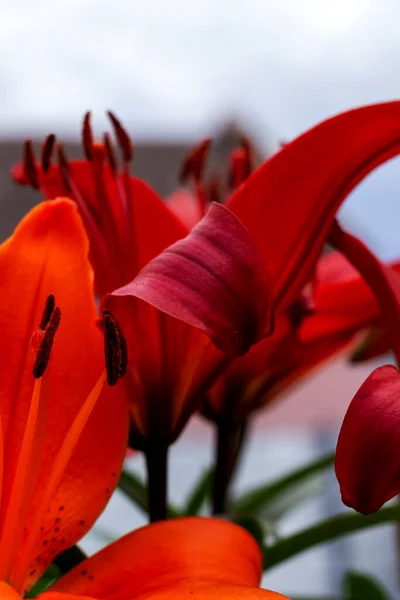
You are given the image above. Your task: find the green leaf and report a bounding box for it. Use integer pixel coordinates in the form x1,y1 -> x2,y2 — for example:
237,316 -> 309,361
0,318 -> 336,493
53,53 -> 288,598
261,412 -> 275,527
118,469 -> 181,518
232,453 -> 334,519
26,564 -> 61,597
344,571 -> 391,600
234,515 -> 267,547
263,504 -> 400,570
183,468 -> 213,516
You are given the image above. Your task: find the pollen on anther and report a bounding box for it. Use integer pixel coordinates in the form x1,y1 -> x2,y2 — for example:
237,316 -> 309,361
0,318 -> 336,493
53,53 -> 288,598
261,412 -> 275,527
23,140 -> 39,189
33,304 -> 61,379
179,138 -> 211,183
107,111 -> 134,162
39,294 -> 55,330
103,309 -> 128,386
82,112 -> 94,161
41,134 -> 56,173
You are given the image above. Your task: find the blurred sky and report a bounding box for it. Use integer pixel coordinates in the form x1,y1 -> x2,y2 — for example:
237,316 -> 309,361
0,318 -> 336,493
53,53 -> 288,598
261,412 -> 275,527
2,0 -> 400,256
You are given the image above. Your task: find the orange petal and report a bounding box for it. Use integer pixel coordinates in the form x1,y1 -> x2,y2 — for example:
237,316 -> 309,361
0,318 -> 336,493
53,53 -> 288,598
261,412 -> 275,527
0,582 -> 21,599
39,594 -> 97,600
50,517 -> 263,599
139,585 -> 288,600
0,200 -> 128,590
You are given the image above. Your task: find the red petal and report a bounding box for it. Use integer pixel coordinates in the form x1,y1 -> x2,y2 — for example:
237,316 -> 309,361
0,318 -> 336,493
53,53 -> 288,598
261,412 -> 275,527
336,365 -> 400,514
227,102 -> 400,309
166,188 -> 203,229
329,222 -> 400,365
109,203 -> 273,356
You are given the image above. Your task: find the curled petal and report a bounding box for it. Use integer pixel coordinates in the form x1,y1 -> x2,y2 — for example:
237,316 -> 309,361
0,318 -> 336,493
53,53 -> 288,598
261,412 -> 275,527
336,365 -> 400,514
227,102 -> 400,309
109,203 -> 274,356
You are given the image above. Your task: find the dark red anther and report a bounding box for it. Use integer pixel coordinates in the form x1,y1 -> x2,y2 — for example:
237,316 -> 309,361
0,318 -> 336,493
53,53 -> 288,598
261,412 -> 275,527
103,132 -> 118,174
41,134 -> 56,174
179,138 -> 211,184
107,111 -> 134,162
82,112 -> 94,161
103,310 -> 128,386
39,294 -> 55,330
33,304 -> 61,378
23,140 -> 39,189
56,144 -> 72,193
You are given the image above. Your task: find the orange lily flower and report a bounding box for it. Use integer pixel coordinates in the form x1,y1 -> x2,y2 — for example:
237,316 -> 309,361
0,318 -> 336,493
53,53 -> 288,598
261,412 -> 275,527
0,199 -> 128,596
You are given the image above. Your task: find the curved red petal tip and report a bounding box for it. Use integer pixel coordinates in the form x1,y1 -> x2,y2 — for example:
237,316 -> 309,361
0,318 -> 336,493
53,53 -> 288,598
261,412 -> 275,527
109,203 -> 274,356
227,101 -> 400,309
179,138 -> 211,183
335,365 -> 400,514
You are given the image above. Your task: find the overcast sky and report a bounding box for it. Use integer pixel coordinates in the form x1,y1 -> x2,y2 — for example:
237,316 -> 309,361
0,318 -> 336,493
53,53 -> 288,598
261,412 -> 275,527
1,0 -> 400,256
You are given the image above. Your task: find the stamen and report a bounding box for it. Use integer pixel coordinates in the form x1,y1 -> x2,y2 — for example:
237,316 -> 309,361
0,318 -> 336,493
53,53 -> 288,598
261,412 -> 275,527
103,132 -> 118,175
0,374 -> 49,583
107,111 -> 134,161
39,294 -> 55,330
23,140 -> 39,190
179,138 -> 211,184
41,134 -> 56,174
82,112 -> 94,161
56,144 -> 73,194
103,310 -> 128,386
33,306 -> 61,379
240,136 -> 254,176
12,371 -> 107,592
228,148 -> 248,191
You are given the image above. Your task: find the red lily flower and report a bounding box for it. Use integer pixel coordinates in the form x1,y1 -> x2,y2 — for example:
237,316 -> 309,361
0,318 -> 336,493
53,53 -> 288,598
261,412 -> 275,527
12,114 -> 188,296
227,101 -> 400,310
104,202 -> 273,445
44,517 -> 288,600
0,199 -> 128,596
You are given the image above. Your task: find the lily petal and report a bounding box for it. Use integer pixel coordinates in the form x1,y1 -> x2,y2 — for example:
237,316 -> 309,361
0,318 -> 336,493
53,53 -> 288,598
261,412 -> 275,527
39,594 -> 97,600
329,222 -> 400,365
110,203 -> 273,356
300,251 -> 400,344
0,200 -> 128,589
227,102 -> 400,309
336,365 -> 400,514
50,517 -> 266,599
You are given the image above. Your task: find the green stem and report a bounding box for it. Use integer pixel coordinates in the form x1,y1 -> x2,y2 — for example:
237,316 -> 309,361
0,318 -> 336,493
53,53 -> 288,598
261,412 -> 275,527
53,545 -> 86,574
212,420 -> 247,515
145,444 -> 169,522
263,505 -> 400,570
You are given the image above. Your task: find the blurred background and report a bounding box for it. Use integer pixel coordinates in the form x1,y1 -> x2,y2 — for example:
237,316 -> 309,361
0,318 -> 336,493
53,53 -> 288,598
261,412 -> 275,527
2,1 -> 400,597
